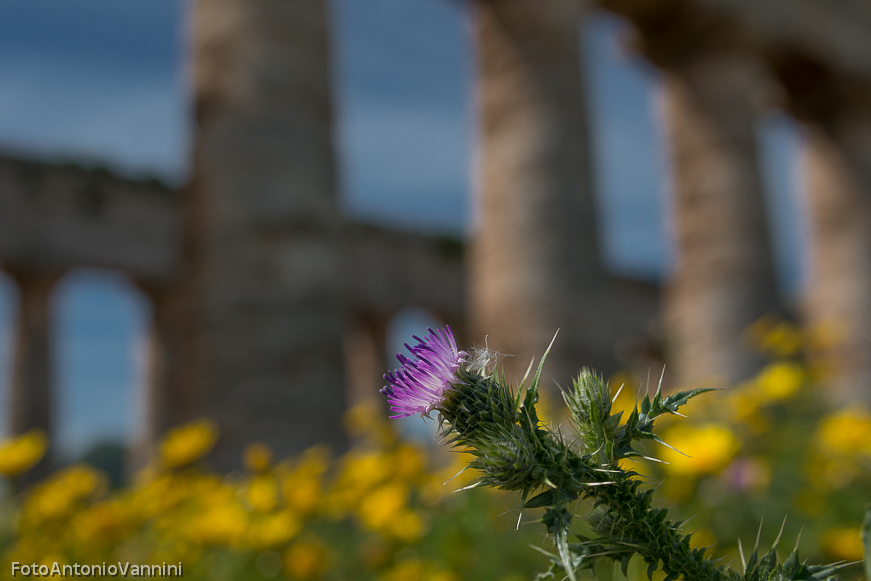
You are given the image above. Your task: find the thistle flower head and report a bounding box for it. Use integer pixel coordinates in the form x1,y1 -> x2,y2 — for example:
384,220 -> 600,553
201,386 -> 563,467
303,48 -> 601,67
381,326 -> 467,418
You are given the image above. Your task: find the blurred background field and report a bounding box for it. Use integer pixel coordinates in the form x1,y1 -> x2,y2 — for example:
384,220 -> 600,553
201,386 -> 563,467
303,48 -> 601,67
0,0 -> 806,461
2,318 -> 869,580
1,0 -> 871,578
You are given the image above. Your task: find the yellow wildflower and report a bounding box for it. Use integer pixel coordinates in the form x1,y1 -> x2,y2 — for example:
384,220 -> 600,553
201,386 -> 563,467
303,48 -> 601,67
358,482 -> 408,531
284,474 -> 322,517
186,502 -> 248,546
816,408 -> 871,457
249,511 -> 302,549
387,509 -> 426,543
761,321 -> 804,357
756,362 -> 804,402
73,499 -> 131,544
609,371 -> 639,418
660,424 -> 740,476
160,420 -> 218,469
393,443 -> 426,481
0,430 -> 48,477
247,475 -> 280,512
381,558 -> 426,581
344,400 -> 384,436
279,446 -> 328,516
822,527 -> 864,561
23,465 -> 105,522
328,450 -> 393,515
689,528 -> 716,550
725,387 -> 767,432
344,451 -> 392,489
244,442 -> 273,473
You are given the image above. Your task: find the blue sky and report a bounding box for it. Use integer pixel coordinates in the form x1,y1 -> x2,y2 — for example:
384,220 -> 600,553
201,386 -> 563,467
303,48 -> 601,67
0,0 -> 806,457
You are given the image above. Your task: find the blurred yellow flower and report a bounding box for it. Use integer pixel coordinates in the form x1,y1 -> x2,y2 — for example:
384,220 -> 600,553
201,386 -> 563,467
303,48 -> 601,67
344,451 -> 392,489
344,400 -> 383,436
660,424 -> 740,476
284,475 -> 322,517
0,429 -> 47,477
244,442 -> 273,473
279,446 -> 328,516
725,387 -> 767,432
756,362 -> 804,402
688,527 -> 716,550
186,502 -> 248,546
822,527 -> 864,561
247,475 -> 280,512
387,509 -> 426,543
745,316 -> 804,357
381,558 -> 426,581
762,322 -> 804,357
23,465 -> 105,522
160,420 -> 218,469
381,558 -> 457,581
284,538 -> 329,580
393,443 -> 426,481
609,371 -> 640,417
73,499 -> 131,544
816,408 -> 871,457
249,511 -> 301,549
358,482 -> 408,531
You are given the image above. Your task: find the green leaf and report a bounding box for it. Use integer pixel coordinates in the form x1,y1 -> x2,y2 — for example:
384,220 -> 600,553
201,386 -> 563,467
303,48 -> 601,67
863,505 -> 871,581
526,489 -> 560,509
658,387 -> 719,416
523,331 -> 559,414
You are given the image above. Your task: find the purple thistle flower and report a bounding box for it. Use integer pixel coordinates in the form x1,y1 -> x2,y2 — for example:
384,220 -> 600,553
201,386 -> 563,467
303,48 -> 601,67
381,326 -> 467,418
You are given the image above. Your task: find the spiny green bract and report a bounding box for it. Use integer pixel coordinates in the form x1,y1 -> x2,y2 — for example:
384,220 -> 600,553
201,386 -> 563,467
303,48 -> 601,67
436,355 -> 851,581
440,368 -> 593,500
565,368 -> 718,463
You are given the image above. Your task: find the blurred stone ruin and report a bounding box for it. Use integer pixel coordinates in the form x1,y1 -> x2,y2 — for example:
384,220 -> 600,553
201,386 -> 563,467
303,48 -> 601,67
2,0 -> 870,472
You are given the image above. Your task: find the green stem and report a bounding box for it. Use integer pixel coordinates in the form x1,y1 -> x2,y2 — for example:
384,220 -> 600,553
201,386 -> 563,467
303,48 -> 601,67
577,471 -> 730,581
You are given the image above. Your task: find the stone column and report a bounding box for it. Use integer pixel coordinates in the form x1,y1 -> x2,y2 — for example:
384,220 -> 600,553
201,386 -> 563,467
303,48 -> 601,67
128,283 -> 188,470
7,268 -> 60,480
470,0 -> 611,390
662,52 -> 781,387
803,119 -> 871,405
185,0 -> 347,469
344,312 -> 388,407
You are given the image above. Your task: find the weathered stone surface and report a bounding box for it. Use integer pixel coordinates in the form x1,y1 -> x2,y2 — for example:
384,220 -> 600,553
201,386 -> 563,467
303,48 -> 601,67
601,0 -> 871,397
8,0 -> 871,458
470,0 -> 620,390
0,156 -> 180,282
347,224 -> 465,324
180,0 -> 349,469
4,268 -> 61,483
662,52 -> 781,386
601,0 -> 871,84
804,127 -> 871,406
0,146 -> 472,462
